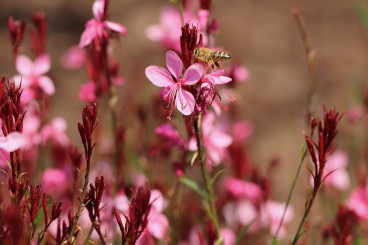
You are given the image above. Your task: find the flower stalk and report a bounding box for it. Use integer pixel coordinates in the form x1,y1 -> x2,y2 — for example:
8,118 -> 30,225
193,118 -> 221,241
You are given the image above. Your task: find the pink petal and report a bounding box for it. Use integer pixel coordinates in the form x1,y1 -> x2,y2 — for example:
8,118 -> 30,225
42,168 -> 68,195
329,170 -> 350,190
0,132 -> 25,152
145,25 -> 164,42
79,81 -> 96,103
13,75 -> 31,88
233,65 -> 250,82
165,50 -> 182,81
150,190 -> 168,213
34,54 -> 51,75
220,228 -> 236,245
113,77 -> 126,86
182,63 -> 205,85
155,123 -> 180,139
328,151 -> 348,168
210,131 -> 233,148
347,188 -> 368,219
79,21 -> 96,48
198,9 -> 210,30
60,46 -> 87,69
16,55 -> 34,76
145,66 -> 175,87
233,121 -> 254,142
38,76 -> 55,95
175,89 -> 195,115
147,212 -> 169,239
236,200 -> 258,225
92,0 -> 104,20
104,21 -> 127,35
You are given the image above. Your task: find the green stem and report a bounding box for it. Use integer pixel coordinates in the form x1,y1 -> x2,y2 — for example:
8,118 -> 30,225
193,119 -> 221,240
272,148 -> 307,241
291,195 -> 315,244
83,223 -> 95,245
68,158 -> 91,243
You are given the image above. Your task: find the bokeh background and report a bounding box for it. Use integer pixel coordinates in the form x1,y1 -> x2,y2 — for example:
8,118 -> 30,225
1,0 -> 368,242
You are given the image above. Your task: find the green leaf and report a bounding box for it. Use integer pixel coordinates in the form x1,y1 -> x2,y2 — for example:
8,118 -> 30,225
234,219 -> 255,245
191,151 -> 198,166
209,169 -> 226,187
214,236 -> 224,245
179,177 -> 208,201
6,160 -> 11,172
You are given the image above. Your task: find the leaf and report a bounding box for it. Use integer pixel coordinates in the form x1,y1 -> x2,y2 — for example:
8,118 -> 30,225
234,218 -> 255,245
209,169 -> 226,187
191,151 -> 198,166
6,160 -> 11,172
179,177 -> 208,201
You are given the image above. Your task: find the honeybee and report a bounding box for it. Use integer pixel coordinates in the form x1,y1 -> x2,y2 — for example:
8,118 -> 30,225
193,47 -> 232,69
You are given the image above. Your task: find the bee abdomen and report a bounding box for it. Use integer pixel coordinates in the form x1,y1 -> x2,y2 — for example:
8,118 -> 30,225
211,51 -> 231,61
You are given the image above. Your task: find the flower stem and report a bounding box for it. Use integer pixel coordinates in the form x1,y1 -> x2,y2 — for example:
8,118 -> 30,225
291,195 -> 315,244
68,157 -> 91,243
272,148 -> 307,241
193,119 -> 221,241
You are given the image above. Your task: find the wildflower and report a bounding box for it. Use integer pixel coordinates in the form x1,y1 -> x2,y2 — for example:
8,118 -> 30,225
261,201 -> 294,239
42,168 -> 69,196
145,7 -> 196,51
224,177 -> 262,202
347,179 -> 368,219
145,50 -> 205,117
13,54 -> 55,95
79,0 -> 127,48
79,81 -> 97,103
60,45 -> 87,69
40,117 -> 70,146
189,112 -> 232,166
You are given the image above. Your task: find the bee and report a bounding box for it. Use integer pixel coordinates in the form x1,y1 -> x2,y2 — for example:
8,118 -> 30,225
193,47 -> 232,69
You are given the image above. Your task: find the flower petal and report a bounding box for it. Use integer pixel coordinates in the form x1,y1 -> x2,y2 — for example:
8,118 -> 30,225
38,76 -> 55,95
0,132 -> 25,152
175,89 -> 195,115
145,66 -> 175,87
92,0 -> 104,20
34,54 -> 51,75
104,21 -> 127,35
16,55 -> 34,76
166,50 -> 182,81
79,20 -> 96,48
182,63 -> 205,85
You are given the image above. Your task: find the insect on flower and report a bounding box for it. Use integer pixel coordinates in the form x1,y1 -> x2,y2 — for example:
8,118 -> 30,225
193,47 -> 232,69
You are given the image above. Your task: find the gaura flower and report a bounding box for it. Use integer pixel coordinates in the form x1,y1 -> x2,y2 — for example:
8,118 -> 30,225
13,54 -> 54,95
145,50 -> 205,117
79,0 -> 127,48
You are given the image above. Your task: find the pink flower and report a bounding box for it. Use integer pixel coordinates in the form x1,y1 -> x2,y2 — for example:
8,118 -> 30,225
79,0 -> 127,48
0,132 -> 25,153
40,117 -> 70,147
346,105 -> 364,124
261,201 -> 294,239
42,168 -> 69,196
189,112 -> 233,166
145,50 -> 205,117
219,228 -> 236,245
79,81 -> 96,103
309,150 -> 350,191
232,120 -> 254,142
13,54 -> 55,95
60,45 -> 87,69
224,177 -> 262,202
145,7 -> 196,51
347,180 -> 368,219
232,65 -> 250,82
155,123 -> 186,148
223,200 -> 258,229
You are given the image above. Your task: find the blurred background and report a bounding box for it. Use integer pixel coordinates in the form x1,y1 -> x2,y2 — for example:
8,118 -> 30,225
1,0 -> 368,241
